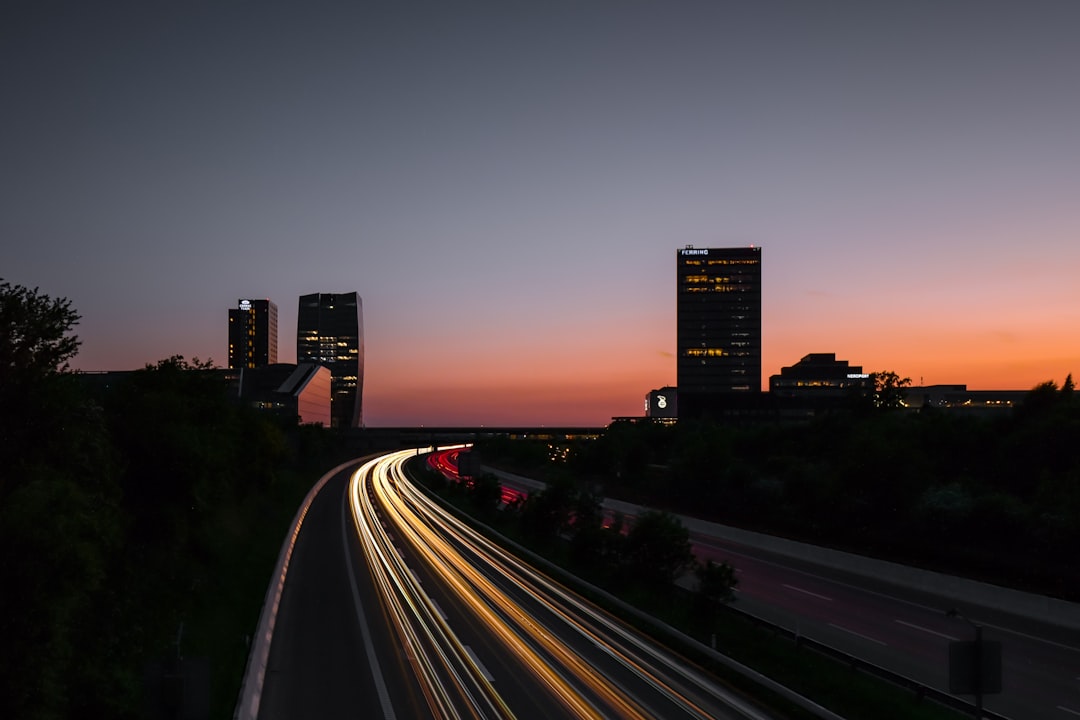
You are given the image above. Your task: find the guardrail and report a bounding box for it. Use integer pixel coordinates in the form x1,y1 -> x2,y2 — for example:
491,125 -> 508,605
410,462 -> 846,720
425,460 -> 1015,720
233,458 -> 364,720
723,603 -> 1010,720
486,465 -> 1024,718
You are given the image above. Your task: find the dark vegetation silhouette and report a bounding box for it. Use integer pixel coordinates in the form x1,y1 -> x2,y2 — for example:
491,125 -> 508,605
7,276 -> 1073,716
0,280 -> 346,719
421,463 -> 723,605
477,376 -> 1080,602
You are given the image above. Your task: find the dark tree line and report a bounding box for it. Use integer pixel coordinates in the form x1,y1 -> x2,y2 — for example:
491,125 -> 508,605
423,463 -> 731,604
477,377 -> 1080,601
0,280 -> 341,719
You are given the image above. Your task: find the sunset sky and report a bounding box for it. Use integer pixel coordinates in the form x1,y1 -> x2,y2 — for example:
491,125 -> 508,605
4,1 -> 1079,426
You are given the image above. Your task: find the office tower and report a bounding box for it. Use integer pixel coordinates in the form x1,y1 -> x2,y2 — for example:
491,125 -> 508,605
228,298 -> 278,369
676,246 -> 761,415
296,292 -> 363,428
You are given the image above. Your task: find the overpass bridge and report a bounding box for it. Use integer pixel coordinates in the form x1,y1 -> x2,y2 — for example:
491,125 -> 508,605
342,426 -> 605,452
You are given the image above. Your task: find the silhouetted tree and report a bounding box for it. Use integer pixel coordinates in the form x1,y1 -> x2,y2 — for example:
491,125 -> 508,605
466,472 -> 503,516
870,370 -> 911,410
0,279 -> 84,478
621,510 -> 694,590
518,474 -> 576,542
602,511 -> 628,566
694,559 -> 739,609
0,279 -> 80,379
0,280 -> 123,720
568,488 -> 605,568
1013,377 -> 1080,423
421,461 -> 449,492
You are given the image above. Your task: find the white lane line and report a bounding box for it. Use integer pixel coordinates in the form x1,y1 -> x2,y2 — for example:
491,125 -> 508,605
1057,706 -> 1080,716
463,645 -> 495,682
783,584 -> 832,601
692,538 -> 1080,649
895,620 -> 960,641
828,623 -> 887,646
593,641 -> 618,659
341,482 -> 398,720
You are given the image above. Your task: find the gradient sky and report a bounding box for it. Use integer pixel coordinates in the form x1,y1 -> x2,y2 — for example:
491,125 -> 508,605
4,1 -> 1079,426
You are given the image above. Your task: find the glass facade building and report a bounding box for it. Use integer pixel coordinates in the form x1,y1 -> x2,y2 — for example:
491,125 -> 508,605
296,292 -> 364,428
676,246 -> 762,414
228,299 -> 278,369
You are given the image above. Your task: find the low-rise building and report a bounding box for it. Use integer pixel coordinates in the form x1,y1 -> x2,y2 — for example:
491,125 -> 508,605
769,353 -> 872,400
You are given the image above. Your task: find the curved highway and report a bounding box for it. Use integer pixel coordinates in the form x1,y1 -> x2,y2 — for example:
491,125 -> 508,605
346,447 -> 778,719
248,449 -> 783,719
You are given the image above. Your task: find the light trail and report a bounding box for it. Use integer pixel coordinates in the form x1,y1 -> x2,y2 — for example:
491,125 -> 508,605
346,448 -> 773,720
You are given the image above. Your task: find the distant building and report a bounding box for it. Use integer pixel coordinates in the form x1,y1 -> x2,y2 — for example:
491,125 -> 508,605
676,246 -> 762,418
228,299 -> 278,369
231,363 -> 332,426
296,292 -> 364,428
645,387 -> 678,419
904,385 -> 1027,415
769,353 -> 872,400
78,363 -> 331,426
283,365 -> 333,426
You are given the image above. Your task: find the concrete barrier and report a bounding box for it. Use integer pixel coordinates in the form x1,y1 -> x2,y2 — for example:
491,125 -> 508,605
233,458 -> 363,720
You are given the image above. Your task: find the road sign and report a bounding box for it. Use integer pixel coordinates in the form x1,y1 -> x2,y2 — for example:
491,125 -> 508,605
948,639 -> 1002,695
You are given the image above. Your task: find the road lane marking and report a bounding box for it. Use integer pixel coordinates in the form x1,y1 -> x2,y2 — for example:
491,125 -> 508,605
593,641 -> 619,659
1057,706 -> 1080,716
699,540 -> 1080,652
463,645 -> 495,682
341,482 -> 398,720
828,623 -> 887,646
783,584 -> 832,601
895,620 -> 959,641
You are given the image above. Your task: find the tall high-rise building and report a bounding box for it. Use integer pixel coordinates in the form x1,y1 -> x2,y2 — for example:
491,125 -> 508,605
676,246 -> 762,415
296,292 -> 364,428
228,298 -> 278,369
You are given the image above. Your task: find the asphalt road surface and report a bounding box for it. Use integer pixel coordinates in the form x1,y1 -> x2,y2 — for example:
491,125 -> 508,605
256,449 -> 786,719
487,461 -> 1080,720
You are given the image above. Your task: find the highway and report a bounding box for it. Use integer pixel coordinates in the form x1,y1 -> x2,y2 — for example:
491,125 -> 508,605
247,445 -> 1080,719
346,447 -> 779,719
477,457 -> 1080,720
247,449 -> 784,719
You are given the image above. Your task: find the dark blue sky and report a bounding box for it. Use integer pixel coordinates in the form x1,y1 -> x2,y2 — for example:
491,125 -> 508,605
4,1 -> 1079,424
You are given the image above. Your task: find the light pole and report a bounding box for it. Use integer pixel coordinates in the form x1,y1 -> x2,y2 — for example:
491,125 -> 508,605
946,608 -> 984,719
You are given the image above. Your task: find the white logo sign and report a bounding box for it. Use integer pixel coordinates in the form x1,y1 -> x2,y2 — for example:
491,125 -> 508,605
239,299 -> 252,311
657,395 -> 668,409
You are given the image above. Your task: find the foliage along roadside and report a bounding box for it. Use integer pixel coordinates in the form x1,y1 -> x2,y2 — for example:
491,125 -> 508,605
475,380 -> 1080,602
0,279 -> 349,719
